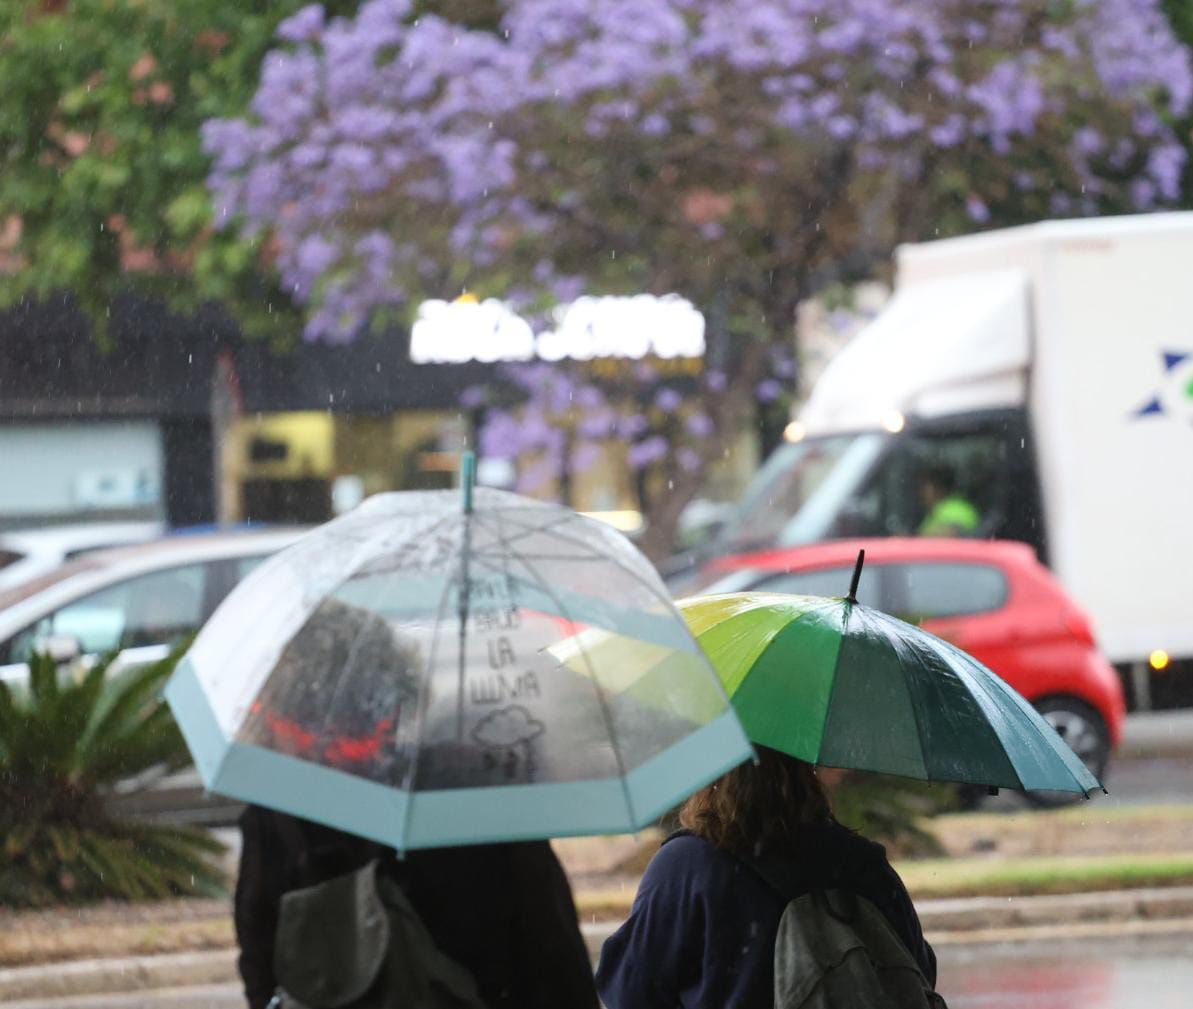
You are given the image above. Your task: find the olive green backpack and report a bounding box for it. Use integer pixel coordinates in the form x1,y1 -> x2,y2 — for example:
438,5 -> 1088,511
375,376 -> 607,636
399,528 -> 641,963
768,888 -> 947,1009
737,852 -> 947,1009
270,859 -> 488,1009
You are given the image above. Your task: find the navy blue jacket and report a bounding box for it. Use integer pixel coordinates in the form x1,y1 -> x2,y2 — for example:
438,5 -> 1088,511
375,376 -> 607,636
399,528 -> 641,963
596,825 -> 936,1009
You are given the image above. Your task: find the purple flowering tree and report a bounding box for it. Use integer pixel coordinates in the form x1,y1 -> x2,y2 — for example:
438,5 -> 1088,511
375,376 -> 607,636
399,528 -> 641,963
206,0 -> 1192,556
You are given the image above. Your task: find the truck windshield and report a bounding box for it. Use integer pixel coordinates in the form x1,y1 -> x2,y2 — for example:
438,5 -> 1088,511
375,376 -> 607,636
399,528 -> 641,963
713,409 -> 1044,557
719,433 -> 886,552
828,413 -> 1042,550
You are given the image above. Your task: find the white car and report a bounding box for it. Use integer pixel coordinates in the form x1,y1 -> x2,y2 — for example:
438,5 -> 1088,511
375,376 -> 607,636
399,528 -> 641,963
0,529 -> 305,685
0,522 -> 165,592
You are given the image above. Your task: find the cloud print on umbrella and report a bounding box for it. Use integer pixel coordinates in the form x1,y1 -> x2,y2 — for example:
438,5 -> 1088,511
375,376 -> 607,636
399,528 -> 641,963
472,704 -> 546,782
472,704 -> 546,749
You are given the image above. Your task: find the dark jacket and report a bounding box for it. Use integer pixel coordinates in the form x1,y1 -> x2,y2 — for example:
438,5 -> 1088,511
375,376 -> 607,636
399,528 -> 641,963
596,825 -> 936,1009
234,805 -> 599,1009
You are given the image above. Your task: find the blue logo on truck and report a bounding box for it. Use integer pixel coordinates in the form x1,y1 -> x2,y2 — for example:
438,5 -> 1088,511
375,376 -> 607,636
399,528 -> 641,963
1132,350 -> 1193,424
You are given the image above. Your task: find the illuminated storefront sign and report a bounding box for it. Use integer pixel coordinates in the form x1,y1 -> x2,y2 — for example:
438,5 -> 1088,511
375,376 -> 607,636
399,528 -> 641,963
409,294 -> 705,363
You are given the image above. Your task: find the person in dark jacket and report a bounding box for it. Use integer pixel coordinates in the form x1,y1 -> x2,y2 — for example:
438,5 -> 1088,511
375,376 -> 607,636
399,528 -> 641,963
234,805 -> 599,1009
596,746 -> 936,1009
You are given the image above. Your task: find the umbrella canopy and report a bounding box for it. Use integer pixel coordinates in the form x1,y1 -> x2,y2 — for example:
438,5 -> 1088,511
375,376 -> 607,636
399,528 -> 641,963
676,582 -> 1102,797
165,473 -> 750,850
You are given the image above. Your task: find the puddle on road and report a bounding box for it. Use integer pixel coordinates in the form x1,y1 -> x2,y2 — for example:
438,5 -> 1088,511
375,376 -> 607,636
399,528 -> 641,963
938,936 -> 1193,1009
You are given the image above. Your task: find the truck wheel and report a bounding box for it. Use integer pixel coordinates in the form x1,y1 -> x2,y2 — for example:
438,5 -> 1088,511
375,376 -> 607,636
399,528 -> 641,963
1025,696 -> 1111,808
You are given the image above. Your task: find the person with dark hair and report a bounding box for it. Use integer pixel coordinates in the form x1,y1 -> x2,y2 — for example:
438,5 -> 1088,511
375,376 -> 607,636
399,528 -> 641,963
232,600 -> 599,1009
595,746 -> 935,1009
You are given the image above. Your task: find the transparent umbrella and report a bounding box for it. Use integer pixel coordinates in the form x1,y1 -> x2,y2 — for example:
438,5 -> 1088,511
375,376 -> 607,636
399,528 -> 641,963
165,456 -> 750,850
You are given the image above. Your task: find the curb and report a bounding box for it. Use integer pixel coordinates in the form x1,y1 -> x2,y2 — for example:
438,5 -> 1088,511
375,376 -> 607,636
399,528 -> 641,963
913,885 -> 1193,932
0,950 -> 237,1003
1118,712 -> 1193,761
3,887 -> 1192,1001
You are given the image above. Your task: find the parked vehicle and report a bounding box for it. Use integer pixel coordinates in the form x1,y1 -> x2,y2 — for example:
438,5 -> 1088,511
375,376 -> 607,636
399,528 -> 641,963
0,529 -> 304,685
699,537 -> 1126,798
674,213 -> 1193,709
0,521 -> 164,591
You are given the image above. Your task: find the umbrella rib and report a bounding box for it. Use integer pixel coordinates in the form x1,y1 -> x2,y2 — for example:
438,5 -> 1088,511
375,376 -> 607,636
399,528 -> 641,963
338,513 -> 462,580
395,546 -> 463,853
475,511 -> 602,556
228,511 -> 440,733
472,511 -> 579,551
863,609 -> 937,784
812,602 -> 851,768
308,538 -> 422,757
931,626 -> 1095,794
470,549 -> 614,564
474,512 -> 678,614
487,508 -> 638,827
276,515 -> 462,768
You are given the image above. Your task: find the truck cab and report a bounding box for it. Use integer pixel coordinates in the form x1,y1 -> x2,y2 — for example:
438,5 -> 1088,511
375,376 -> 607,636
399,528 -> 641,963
692,214 -> 1193,709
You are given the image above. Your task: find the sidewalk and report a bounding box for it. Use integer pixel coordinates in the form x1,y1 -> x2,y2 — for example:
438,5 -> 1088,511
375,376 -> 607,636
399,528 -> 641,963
3,887 -> 1191,1002
1120,710 -> 1193,759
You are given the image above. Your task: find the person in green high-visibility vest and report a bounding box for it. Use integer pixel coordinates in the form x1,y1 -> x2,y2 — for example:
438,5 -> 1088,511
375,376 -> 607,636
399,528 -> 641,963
917,465 -> 980,537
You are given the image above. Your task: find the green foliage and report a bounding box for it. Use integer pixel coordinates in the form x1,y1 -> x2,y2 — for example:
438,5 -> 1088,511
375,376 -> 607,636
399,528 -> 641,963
0,649 -> 223,907
830,773 -> 959,858
1163,0 -> 1193,46
0,0 -> 358,341
1163,0 -> 1193,205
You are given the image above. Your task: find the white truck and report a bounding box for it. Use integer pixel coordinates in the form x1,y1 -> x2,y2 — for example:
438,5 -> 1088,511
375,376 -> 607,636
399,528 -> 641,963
714,213 -> 1193,707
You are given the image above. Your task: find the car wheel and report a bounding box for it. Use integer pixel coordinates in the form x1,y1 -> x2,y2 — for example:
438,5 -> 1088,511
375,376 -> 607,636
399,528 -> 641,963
1025,696 -> 1111,808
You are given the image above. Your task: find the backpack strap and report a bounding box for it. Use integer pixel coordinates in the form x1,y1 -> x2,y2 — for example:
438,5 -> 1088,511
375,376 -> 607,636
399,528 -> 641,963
733,847 -> 862,929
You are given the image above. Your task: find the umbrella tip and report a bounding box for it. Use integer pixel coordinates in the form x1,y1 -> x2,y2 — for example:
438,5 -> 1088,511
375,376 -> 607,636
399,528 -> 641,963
846,548 -> 865,603
461,449 -> 476,514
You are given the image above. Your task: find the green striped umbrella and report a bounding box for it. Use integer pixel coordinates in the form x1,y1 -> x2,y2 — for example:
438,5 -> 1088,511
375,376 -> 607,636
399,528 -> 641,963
678,560 -> 1102,796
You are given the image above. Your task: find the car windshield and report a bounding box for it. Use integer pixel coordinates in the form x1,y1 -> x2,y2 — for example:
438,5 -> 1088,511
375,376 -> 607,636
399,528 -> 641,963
717,433 -> 885,553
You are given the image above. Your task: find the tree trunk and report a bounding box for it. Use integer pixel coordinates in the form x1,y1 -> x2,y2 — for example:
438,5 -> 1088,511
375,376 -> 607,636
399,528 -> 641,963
634,337 -> 771,563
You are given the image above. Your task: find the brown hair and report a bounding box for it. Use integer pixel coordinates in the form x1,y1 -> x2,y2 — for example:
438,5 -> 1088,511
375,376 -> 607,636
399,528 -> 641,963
679,745 -> 833,857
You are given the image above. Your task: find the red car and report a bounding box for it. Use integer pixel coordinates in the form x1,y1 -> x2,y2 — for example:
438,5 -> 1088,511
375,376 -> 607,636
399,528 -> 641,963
697,538 -> 1126,797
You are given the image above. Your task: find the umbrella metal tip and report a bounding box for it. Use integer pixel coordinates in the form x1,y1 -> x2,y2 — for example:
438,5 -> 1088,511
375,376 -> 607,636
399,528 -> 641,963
846,548 -> 865,603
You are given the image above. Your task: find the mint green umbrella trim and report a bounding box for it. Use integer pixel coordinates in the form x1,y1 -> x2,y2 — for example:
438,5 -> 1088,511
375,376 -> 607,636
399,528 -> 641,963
166,658 -> 411,846
166,660 -> 749,849
405,711 -> 750,848
164,656 -> 228,784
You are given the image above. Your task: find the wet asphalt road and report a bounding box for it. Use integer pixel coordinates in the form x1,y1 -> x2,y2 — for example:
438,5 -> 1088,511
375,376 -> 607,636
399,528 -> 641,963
936,928 -> 1193,1009
9,928 -> 1193,1009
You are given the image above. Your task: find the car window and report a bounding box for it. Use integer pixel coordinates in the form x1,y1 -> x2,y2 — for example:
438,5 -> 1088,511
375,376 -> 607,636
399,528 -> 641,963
754,564 -> 881,606
886,562 -> 1008,620
235,554 -> 270,581
6,563 -> 209,663
198,553 -> 274,616
0,549 -> 24,570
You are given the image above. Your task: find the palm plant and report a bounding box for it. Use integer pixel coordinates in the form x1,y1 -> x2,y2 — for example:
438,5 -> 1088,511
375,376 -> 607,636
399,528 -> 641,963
0,649 -> 224,907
